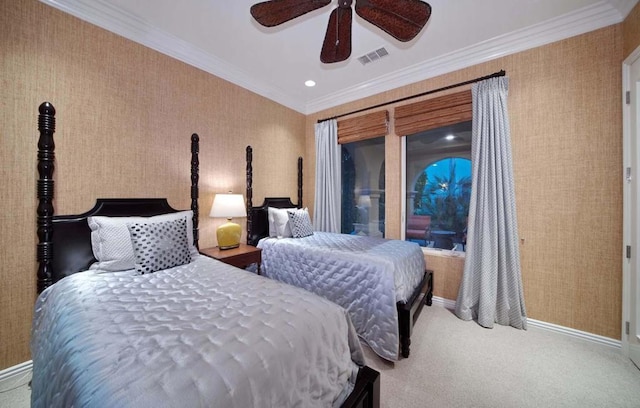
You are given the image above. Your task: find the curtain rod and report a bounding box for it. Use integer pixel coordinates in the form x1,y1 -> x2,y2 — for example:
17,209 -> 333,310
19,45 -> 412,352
317,69 -> 506,123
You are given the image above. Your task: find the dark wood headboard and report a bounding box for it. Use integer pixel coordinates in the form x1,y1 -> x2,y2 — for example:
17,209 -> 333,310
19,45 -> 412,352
245,145 -> 302,246
35,102 -> 200,293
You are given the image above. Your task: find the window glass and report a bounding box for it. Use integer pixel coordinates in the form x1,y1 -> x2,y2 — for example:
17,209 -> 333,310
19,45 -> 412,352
406,121 -> 472,251
341,137 -> 385,237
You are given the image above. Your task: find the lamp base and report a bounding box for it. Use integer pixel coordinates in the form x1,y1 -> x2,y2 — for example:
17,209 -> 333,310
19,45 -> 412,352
216,220 -> 241,250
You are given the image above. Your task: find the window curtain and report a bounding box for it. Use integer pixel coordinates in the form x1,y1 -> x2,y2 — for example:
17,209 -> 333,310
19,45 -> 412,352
455,77 -> 527,330
314,119 -> 341,232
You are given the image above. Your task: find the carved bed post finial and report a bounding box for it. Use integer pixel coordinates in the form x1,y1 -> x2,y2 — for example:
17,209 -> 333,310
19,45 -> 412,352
37,102 -> 56,293
191,133 -> 200,249
246,146 -> 253,244
297,157 -> 303,209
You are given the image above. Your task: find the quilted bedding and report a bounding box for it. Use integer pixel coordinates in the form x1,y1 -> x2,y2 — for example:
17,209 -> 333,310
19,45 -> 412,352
258,232 -> 426,361
31,255 -> 364,408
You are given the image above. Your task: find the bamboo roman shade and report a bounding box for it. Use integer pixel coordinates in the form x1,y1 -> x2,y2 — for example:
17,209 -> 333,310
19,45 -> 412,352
394,90 -> 472,136
337,110 -> 389,144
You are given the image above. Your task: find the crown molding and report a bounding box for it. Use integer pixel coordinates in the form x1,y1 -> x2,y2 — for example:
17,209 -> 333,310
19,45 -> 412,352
305,0 -> 624,113
41,0 -> 629,115
608,0 -> 640,17
40,0 -> 304,112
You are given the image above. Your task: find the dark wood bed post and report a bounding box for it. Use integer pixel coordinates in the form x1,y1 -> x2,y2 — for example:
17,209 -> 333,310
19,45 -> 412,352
297,156 -> 303,209
246,145 -> 253,243
191,133 -> 200,249
37,102 -> 56,293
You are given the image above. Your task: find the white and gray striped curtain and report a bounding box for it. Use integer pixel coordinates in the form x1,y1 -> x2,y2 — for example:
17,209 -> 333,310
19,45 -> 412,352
313,119 -> 341,232
455,77 -> 527,329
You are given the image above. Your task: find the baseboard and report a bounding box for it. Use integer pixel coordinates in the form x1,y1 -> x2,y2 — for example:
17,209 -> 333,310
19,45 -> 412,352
526,318 -> 621,349
431,296 -> 621,349
0,360 -> 32,392
431,295 -> 456,310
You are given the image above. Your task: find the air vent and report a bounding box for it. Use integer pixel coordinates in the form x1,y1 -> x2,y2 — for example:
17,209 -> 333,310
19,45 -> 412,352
357,47 -> 389,65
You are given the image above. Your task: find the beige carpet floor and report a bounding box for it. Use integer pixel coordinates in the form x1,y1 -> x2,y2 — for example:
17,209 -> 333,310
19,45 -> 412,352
362,306 -> 640,408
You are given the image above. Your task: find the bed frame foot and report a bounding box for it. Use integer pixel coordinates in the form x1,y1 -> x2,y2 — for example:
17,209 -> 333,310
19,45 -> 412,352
400,337 -> 411,358
396,269 -> 433,359
341,366 -> 380,408
426,270 -> 433,306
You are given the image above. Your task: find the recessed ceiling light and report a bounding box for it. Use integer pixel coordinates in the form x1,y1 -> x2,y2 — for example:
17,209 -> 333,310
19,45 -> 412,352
445,134 -> 455,140
305,80 -> 316,87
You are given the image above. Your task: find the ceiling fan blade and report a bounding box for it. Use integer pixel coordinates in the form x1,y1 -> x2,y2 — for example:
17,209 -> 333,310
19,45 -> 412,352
251,0 -> 331,27
320,7 -> 353,63
355,0 -> 431,42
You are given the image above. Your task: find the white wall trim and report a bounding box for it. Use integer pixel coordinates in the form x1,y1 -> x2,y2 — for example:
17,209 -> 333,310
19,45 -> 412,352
432,296 -> 621,349
0,360 -> 32,392
432,295 -> 457,310
527,318 -> 622,349
40,0 -> 628,114
306,1 -> 622,113
621,45 -> 640,359
0,361 -> 32,383
40,0 -> 301,113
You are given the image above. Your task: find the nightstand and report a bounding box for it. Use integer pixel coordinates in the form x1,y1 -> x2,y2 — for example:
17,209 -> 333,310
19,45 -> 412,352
200,243 -> 262,275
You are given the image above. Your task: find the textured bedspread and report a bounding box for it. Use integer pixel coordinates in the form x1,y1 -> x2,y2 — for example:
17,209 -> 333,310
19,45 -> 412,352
258,232 -> 425,361
31,255 -> 364,408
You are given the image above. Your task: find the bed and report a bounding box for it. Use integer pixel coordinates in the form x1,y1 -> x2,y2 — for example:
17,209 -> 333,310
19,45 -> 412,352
245,146 -> 434,361
31,102 -> 380,408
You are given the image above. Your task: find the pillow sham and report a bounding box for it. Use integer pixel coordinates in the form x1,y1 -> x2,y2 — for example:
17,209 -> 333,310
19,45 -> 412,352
88,210 -> 198,272
127,218 -> 191,274
268,207 -> 292,238
287,208 -> 314,238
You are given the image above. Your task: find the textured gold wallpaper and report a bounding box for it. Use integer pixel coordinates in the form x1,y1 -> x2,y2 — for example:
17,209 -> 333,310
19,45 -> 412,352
0,0 -> 304,369
623,1 -> 640,58
2,0 -> 638,372
306,25 -> 625,340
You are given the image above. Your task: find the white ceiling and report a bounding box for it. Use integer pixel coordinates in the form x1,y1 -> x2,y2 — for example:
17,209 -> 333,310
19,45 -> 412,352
42,0 -> 637,114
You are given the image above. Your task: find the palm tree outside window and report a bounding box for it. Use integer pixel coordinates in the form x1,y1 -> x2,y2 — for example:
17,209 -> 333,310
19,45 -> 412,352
406,121 -> 472,251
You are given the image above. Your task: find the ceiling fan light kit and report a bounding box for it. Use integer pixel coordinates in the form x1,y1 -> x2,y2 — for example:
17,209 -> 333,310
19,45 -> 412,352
250,0 -> 432,64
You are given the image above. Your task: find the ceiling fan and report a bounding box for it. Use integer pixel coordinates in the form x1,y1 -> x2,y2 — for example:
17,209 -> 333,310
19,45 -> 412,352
250,0 -> 432,64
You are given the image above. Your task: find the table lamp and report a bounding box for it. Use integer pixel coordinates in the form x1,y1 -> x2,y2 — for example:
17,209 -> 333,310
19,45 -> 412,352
210,193 -> 247,249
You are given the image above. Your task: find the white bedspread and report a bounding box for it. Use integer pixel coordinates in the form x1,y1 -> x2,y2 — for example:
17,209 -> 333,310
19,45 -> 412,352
31,255 -> 364,408
258,232 -> 426,361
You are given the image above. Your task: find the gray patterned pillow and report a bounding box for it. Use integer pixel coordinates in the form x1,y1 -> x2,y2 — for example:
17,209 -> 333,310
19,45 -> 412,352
287,208 -> 314,238
127,218 -> 192,274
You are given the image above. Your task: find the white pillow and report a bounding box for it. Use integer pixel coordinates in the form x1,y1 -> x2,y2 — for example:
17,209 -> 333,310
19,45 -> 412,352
88,210 -> 198,272
268,207 -> 292,238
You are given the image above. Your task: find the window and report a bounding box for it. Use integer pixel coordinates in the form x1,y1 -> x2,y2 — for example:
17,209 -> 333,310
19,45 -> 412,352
405,121 -> 471,251
341,137 -> 385,237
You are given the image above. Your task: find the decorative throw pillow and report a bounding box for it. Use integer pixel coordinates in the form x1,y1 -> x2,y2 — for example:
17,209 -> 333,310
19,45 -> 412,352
268,207 -> 292,238
88,211 -> 198,272
287,208 -> 314,238
127,218 -> 192,274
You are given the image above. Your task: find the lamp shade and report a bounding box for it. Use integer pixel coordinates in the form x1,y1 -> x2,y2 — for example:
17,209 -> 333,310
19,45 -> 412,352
209,193 -> 247,219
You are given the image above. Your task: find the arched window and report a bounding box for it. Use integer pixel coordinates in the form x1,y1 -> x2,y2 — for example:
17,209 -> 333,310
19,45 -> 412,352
414,157 -> 471,233
405,120 -> 472,251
